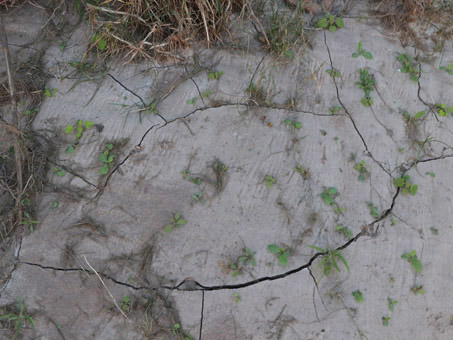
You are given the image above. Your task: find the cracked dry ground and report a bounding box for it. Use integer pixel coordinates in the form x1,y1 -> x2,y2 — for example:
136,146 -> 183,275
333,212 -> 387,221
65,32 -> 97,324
2,8 -> 453,340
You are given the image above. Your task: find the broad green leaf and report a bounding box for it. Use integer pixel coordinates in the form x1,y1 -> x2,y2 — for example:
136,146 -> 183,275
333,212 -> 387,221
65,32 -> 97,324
317,18 -> 328,28
411,257 -> 422,272
85,121 -> 94,128
425,172 -> 435,178
163,225 -> 173,232
98,38 -> 107,51
65,125 -> 73,134
100,164 -> 109,175
294,122 -> 302,129
401,188 -> 409,195
352,52 -> 359,58
177,218 -> 187,225
107,155 -> 115,163
329,25 -> 337,33
358,41 -> 363,52
99,153 -> 108,163
414,111 -> 425,119
267,244 -> 280,254
363,51 -> 373,59
393,178 -> 405,187
410,184 -> 418,196
66,145 -> 75,154
327,187 -> 338,195
278,254 -> 288,266
336,18 -> 344,28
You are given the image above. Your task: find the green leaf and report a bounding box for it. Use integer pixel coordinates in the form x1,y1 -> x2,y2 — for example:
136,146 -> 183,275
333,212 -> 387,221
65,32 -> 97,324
164,225 -> 173,232
98,38 -> 107,51
329,25 -> 337,33
336,252 -> 350,271
100,164 -> 109,175
357,41 -> 363,52
336,17 -> 344,28
65,145 -> 75,154
414,111 -> 425,119
410,184 -> 418,196
177,218 -> 187,225
267,244 -> 280,254
393,177 -> 405,187
331,255 -> 340,272
327,187 -> 338,195
411,257 -> 422,272
107,155 -> 115,163
65,125 -> 73,134
317,18 -> 328,28
85,121 -> 94,128
352,290 -> 364,303
308,245 -> 325,253
425,172 -> 435,178
363,51 -> 373,59
278,254 -> 288,266
99,153 -> 108,163
106,143 -> 113,150
352,52 -> 359,58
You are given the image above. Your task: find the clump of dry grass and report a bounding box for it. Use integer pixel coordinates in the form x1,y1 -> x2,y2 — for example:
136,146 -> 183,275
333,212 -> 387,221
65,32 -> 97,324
85,0 -> 245,61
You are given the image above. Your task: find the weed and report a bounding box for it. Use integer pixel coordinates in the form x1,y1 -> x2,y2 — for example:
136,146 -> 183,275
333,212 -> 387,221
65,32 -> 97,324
425,172 -> 435,178
213,160 -> 228,191
387,297 -> 398,311
58,40 -> 67,51
64,120 -> 94,153
400,109 -> 425,126
0,297 -> 35,336
208,70 -> 223,80
429,227 -> 439,235
335,225 -> 353,240
320,187 -> 343,214
121,296 -> 131,313
245,82 -> 270,105
391,218 -> 398,226
181,170 -> 201,185
44,87 -> 58,97
99,142 -> 115,175
221,247 -> 257,277
352,290 -> 364,303
21,212 -> 39,232
397,54 -> 419,82
382,316 -> 390,326
50,201 -> 59,210
201,90 -> 211,98
308,245 -> 349,276
401,250 -> 422,272
435,104 -> 453,117
283,119 -> 302,132
366,201 -> 379,219
329,105 -> 340,115
352,41 -> 373,59
355,68 -> 375,107
411,284 -> 425,295
317,13 -> 344,32
265,175 -> 276,188
440,63 -> 453,75
144,102 -> 159,115
187,97 -> 197,105
191,192 -> 205,202
163,213 -> 187,232
294,164 -> 310,179
233,293 -> 240,303
238,247 -> 256,267
393,175 -> 418,196
92,32 -> 108,51
23,107 -> 39,116
353,160 -> 369,181
326,68 -> 341,78
53,167 -> 65,176
267,244 -> 290,267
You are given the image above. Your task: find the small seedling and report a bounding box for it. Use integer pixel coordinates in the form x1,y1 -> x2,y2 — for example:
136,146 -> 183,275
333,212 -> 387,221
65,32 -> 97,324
99,143 -> 115,175
187,97 -> 197,105
50,201 -> 59,210
329,106 -> 340,115
391,218 -> 398,226
0,297 -> 35,336
238,247 -> 256,267
317,13 -> 344,32
353,160 -> 369,181
21,212 -> 39,232
308,245 -> 349,276
400,110 -> 425,126
425,172 -> 435,178
267,244 -> 290,267
355,68 -> 375,107
397,54 -> 419,82
44,87 -> 58,97
294,164 -> 310,179
429,227 -> 439,235
23,107 -> 39,116
387,297 -> 398,311
54,167 -> 65,176
439,63 -> 453,75
382,316 -> 390,326
320,187 -> 343,214
223,247 -> 257,277
401,250 -> 422,272
213,161 -> 228,173
65,120 -> 94,141
366,201 -> 379,218
121,296 -> 131,313
352,41 -> 373,59
335,225 -> 353,239
326,68 -> 341,78
92,32 -> 107,51
201,90 -> 211,98
352,290 -> 364,303
208,70 -> 223,80
191,192 -> 204,202
233,292 -> 240,303
283,119 -> 302,132
163,213 -> 187,232
411,284 -> 425,295
435,104 -> 453,117
393,175 -> 418,196
144,102 -> 159,115
181,170 -> 201,185
265,175 -> 276,188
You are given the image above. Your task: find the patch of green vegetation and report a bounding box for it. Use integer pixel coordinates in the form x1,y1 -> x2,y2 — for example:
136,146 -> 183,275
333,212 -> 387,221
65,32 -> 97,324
352,41 -> 373,59
355,68 -> 375,107
283,119 -> 302,132
425,172 -> 435,178
99,142 -> 115,175
393,174 -> 418,196
53,167 -> 65,176
400,109 -> 425,126
382,316 -> 390,326
163,213 -> 187,232
187,97 -> 197,105
317,13 -> 344,32
435,103 -> 453,117
267,244 -> 290,267
326,68 -> 341,78
411,284 -> 425,295
387,297 -> 398,311
44,87 -> 58,97
294,164 -> 310,180
201,90 -> 211,98
439,63 -> 453,75
171,323 -> 194,340
228,247 -> 257,277
21,212 -> 39,233
335,224 -> 353,240
430,227 -> 439,235
353,160 -> 369,181
0,297 -> 35,336
320,187 -> 343,214
308,245 -> 349,276
397,53 -> 419,82
352,290 -> 364,303
144,102 -> 159,115
208,70 -> 223,80
265,175 -> 276,188
191,192 -> 205,202
329,105 -> 340,115
65,120 -> 95,153
233,292 -> 240,303
92,32 -> 108,51
401,250 -> 422,272
181,169 -> 202,185
121,296 -> 131,313
366,201 -> 379,219
23,107 -> 39,116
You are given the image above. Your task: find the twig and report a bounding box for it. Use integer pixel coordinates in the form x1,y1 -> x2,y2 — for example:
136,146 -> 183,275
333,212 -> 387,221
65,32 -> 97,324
246,0 -> 270,49
83,255 -> 128,319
